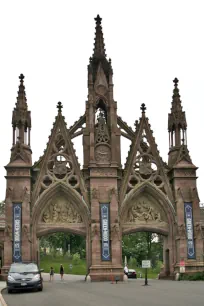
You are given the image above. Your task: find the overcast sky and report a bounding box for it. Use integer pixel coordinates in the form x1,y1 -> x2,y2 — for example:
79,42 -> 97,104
0,0 -> 203,203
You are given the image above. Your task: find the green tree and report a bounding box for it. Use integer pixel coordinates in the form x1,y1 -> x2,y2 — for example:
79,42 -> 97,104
122,232 -> 163,266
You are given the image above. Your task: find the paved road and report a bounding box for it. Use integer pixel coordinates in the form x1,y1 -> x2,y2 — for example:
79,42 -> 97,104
2,277 -> 204,306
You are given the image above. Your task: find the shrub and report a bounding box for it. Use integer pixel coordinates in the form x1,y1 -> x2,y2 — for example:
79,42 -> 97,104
179,272 -> 204,281
73,252 -> 81,265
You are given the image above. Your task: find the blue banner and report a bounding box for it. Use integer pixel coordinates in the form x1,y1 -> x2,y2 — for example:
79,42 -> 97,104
184,202 -> 196,259
100,204 -> 111,261
13,203 -> 22,262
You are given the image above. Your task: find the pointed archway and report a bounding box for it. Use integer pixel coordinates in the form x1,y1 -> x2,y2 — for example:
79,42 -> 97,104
31,182 -> 91,269
120,181 -> 176,276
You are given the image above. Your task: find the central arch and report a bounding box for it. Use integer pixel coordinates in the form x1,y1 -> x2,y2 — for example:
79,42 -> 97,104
120,182 -> 176,276
31,182 -> 91,271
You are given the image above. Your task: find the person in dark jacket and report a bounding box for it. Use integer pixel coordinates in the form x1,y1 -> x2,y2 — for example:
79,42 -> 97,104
60,264 -> 64,281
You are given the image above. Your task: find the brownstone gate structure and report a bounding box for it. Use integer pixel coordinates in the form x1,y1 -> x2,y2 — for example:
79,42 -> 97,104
1,15 -> 204,280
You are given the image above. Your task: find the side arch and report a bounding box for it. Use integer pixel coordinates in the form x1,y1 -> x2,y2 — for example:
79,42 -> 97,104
120,181 -> 177,276
32,182 -> 90,228
120,181 -> 176,229
31,182 -> 91,263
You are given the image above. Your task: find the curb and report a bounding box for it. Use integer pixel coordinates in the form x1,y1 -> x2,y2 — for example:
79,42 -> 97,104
0,288 -> 7,306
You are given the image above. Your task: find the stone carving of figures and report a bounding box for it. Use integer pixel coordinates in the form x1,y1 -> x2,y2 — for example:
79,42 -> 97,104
194,222 -> 202,239
128,202 -> 162,223
43,211 -> 50,223
92,188 -> 98,199
6,187 -> 13,201
22,225 -> 32,243
61,209 -> 68,223
5,224 -> 12,241
22,186 -> 30,202
52,203 -> 60,223
109,187 -> 118,201
111,223 -> 120,241
91,224 -> 98,240
154,212 -> 162,222
42,201 -> 82,224
178,224 -> 186,239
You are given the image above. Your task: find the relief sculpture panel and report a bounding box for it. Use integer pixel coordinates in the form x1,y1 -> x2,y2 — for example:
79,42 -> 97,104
126,198 -> 166,225
42,200 -> 82,224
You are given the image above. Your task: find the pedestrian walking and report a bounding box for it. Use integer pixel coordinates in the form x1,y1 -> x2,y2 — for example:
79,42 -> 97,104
60,264 -> 64,281
124,264 -> 128,276
50,266 -> 54,282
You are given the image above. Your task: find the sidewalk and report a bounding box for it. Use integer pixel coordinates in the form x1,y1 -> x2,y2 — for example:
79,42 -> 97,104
0,281 -> 6,306
42,273 -> 85,282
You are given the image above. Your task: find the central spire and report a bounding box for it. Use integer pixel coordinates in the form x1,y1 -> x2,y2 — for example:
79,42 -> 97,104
93,14 -> 106,58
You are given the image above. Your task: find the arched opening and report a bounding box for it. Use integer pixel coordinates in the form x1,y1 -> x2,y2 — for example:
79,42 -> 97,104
31,182 -> 91,275
120,182 -> 176,278
38,231 -> 87,276
122,231 -> 164,278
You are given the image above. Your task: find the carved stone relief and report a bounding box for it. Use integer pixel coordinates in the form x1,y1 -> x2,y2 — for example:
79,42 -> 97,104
95,144 -> 111,163
177,224 -> 186,239
194,222 -> 203,239
5,224 -> 12,241
42,200 -> 82,224
22,225 -> 32,243
111,223 -> 120,241
109,187 -> 118,202
91,223 -> 100,240
126,198 -> 165,225
6,187 -> 14,201
22,186 -> 30,202
91,188 -> 99,200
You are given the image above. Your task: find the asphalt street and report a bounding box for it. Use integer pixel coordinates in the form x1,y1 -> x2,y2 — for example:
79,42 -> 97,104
2,277 -> 204,306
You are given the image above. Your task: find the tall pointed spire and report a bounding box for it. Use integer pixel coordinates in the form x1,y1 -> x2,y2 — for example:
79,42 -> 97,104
168,78 -> 187,148
93,15 -> 106,58
88,15 -> 112,86
171,78 -> 183,113
16,74 -> 28,110
12,74 -> 31,146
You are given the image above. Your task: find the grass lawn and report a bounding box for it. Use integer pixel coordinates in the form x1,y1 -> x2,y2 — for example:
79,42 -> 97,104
40,255 -> 87,275
40,255 -> 159,279
128,265 -> 159,279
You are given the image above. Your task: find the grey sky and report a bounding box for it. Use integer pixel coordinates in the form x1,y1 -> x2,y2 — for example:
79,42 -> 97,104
0,0 -> 203,202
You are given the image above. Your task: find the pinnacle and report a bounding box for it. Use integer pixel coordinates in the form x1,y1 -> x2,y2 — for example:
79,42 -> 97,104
16,73 -> 27,110
171,77 -> 182,113
93,14 -> 106,58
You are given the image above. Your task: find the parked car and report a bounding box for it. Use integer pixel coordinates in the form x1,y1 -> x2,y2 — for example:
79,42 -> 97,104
127,269 -> 137,279
7,262 -> 43,293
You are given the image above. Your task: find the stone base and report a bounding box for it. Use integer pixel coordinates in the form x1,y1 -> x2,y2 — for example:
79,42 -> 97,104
89,264 -> 123,281
174,261 -> 204,274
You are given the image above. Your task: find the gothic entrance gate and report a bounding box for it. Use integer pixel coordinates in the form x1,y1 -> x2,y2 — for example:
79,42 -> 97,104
1,15 -> 204,281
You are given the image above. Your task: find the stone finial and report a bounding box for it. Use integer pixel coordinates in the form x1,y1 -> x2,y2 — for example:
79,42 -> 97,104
173,77 -> 179,87
94,14 -> 102,25
57,101 -> 63,113
93,15 -> 106,58
19,73 -> 25,81
140,103 -> 146,113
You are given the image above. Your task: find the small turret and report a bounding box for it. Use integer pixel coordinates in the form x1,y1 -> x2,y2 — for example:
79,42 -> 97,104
12,74 -> 31,146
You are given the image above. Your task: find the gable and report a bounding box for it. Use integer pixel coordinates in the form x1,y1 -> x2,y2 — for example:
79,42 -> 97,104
31,108 -> 88,206
120,110 -> 174,204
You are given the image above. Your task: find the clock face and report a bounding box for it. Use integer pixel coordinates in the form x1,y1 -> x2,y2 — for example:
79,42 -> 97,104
95,144 -> 111,163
